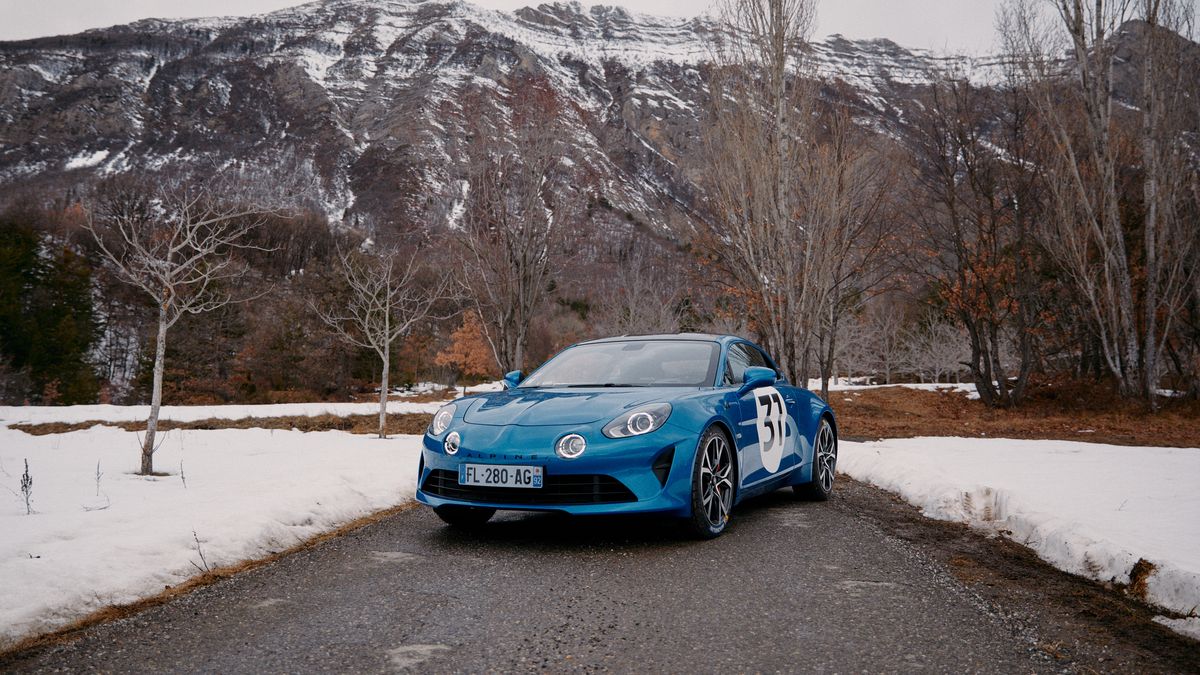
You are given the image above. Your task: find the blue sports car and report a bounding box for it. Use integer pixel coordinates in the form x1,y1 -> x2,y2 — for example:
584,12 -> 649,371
416,333 -> 838,538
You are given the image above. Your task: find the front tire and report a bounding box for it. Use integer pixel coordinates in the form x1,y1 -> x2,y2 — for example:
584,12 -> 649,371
434,505 -> 496,528
683,426 -> 735,539
794,417 -> 837,501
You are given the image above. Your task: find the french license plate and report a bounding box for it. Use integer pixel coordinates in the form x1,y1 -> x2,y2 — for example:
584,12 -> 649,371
458,464 -> 543,488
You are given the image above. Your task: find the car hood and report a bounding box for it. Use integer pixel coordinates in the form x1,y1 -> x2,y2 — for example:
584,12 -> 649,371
462,387 -> 690,427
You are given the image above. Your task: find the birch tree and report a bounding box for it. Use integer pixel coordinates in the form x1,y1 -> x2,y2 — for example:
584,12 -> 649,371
315,246 -> 450,438
698,0 -> 817,385
1001,0 -> 1199,403
87,182 -> 268,474
699,0 -> 888,391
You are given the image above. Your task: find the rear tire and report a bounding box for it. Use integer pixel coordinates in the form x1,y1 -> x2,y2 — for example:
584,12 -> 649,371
683,426 -> 735,539
434,505 -> 496,528
794,417 -> 837,501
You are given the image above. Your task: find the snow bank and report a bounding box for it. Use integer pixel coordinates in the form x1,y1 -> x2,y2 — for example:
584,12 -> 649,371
0,383 -> 508,428
839,438 -> 1200,619
1154,616 -> 1200,640
0,426 -> 422,649
808,380 -> 980,400
0,399 -> 446,427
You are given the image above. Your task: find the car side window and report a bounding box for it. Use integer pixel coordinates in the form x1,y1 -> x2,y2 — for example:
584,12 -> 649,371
723,343 -> 767,385
752,347 -> 781,380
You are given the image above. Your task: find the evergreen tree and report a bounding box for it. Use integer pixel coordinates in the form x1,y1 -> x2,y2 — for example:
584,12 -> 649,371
0,214 -> 100,404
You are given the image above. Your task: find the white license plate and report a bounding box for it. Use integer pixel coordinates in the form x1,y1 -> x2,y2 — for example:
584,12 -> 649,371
458,464 -> 543,488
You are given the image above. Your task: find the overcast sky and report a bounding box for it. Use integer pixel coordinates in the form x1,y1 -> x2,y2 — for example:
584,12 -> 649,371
0,0 -> 1042,54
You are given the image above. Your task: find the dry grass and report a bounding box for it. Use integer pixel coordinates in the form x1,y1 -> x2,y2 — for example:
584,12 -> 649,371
830,385 -> 1200,448
1126,558 -> 1158,601
0,502 -> 419,661
12,384 -> 1199,447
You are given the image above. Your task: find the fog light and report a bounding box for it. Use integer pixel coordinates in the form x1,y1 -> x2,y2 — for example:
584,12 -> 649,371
444,431 -> 461,455
555,433 -> 586,459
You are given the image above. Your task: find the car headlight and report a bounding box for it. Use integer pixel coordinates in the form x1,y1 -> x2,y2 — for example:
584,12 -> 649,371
430,404 -> 456,435
555,433 -> 587,459
444,431 -> 461,455
602,403 -> 672,439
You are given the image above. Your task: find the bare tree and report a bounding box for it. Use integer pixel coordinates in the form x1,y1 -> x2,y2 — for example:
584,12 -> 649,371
699,0 -> 889,396
315,245 -> 451,438
698,0 -> 819,385
87,181 -> 269,474
454,76 -> 583,373
829,313 -> 873,384
867,303 -> 907,385
593,249 -> 688,336
1001,0 -> 1199,403
905,71 -> 1043,405
805,100 -> 894,400
903,316 -> 971,384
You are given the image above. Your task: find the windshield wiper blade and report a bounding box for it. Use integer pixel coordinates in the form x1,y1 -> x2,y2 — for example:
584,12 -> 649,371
559,383 -> 648,388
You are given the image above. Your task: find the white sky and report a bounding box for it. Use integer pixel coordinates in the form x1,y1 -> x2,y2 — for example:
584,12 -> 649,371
0,0 -> 1083,53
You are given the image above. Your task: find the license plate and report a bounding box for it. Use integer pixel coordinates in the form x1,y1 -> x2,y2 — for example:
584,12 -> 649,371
458,464 -> 543,488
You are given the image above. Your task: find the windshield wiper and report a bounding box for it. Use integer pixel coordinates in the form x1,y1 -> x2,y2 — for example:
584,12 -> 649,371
559,383 -> 647,388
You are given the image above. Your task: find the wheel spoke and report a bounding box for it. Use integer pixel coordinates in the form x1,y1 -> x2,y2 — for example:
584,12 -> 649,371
699,434 -> 734,527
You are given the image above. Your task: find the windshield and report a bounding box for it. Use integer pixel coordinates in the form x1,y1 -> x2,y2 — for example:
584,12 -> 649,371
519,340 -> 721,388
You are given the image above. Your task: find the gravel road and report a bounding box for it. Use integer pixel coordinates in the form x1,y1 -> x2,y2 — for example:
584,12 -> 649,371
5,479 -> 1197,673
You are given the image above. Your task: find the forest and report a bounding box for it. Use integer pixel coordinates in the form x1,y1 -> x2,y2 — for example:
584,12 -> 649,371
0,0 -> 1197,410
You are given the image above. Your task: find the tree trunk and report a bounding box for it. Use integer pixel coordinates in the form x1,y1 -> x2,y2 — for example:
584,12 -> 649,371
141,306 -> 168,475
378,344 -> 390,439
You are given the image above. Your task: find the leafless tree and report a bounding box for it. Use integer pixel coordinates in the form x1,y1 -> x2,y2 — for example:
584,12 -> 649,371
454,76 -> 583,373
905,70 -> 1043,405
903,316 -> 971,384
866,303 -> 908,385
698,0 -> 818,385
699,0 -> 889,394
87,181 -> 270,474
805,101 -> 894,400
314,245 -> 452,438
828,313 -> 873,384
1001,0 -> 1199,404
593,249 -> 688,336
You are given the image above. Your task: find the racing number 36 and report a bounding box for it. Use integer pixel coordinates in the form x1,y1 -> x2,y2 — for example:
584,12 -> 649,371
754,386 -> 787,473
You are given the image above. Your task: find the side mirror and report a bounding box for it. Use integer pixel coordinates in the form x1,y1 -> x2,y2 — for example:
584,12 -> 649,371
738,366 -> 777,396
503,370 -> 523,389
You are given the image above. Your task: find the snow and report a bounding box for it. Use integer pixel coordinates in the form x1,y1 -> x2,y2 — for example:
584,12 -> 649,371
63,149 -> 110,170
0,425 -> 424,649
808,380 -> 981,400
839,437 -> 1200,621
1154,616 -> 1200,640
0,399 -> 446,427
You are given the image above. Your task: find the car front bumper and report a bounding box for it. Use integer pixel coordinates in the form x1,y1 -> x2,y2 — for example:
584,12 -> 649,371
415,421 -> 699,516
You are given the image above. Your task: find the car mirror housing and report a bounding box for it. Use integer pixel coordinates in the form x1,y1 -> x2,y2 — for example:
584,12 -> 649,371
503,370 -> 523,389
738,366 -> 777,395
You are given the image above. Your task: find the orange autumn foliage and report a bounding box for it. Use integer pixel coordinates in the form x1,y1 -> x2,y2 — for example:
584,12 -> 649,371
435,312 -> 498,379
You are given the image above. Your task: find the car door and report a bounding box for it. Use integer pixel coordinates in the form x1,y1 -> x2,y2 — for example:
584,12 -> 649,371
724,342 -> 802,489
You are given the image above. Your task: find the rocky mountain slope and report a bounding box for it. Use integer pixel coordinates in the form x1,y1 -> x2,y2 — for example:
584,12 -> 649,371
0,0 -> 1061,237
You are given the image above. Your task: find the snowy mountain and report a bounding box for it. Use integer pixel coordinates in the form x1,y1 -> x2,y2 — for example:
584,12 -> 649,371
0,0 -> 1055,235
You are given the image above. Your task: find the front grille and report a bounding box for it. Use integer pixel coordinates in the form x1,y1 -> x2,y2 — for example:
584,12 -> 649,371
422,469 -> 636,505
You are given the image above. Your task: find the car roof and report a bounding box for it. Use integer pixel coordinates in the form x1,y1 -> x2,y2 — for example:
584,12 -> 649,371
578,333 -> 742,346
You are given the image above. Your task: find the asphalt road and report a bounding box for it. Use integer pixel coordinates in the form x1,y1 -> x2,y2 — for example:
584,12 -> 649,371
7,479 -> 1090,675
